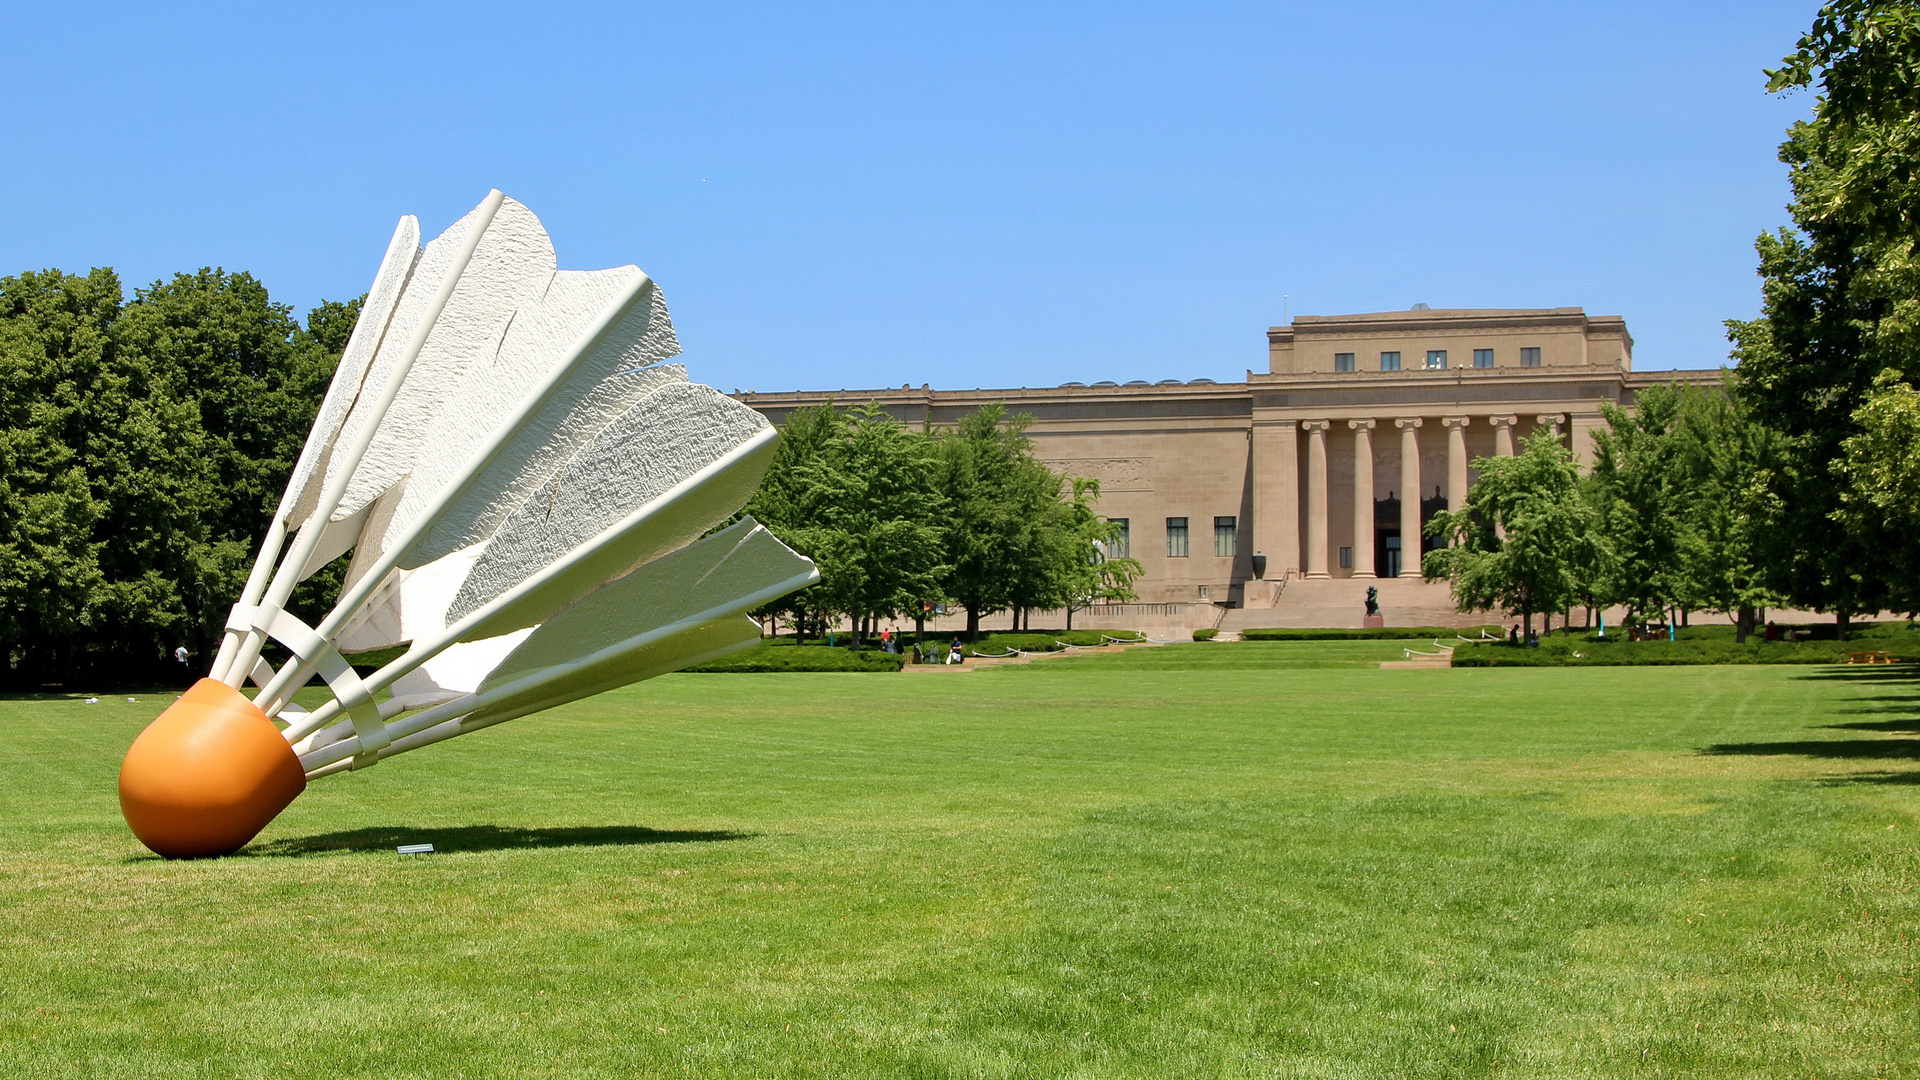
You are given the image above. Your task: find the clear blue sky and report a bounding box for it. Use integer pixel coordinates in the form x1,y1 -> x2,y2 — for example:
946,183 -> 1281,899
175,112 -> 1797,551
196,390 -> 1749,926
3,2 -> 1817,391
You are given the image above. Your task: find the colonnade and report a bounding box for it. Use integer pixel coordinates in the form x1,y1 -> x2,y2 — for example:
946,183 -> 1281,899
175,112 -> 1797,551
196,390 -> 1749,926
1256,412 -> 1565,580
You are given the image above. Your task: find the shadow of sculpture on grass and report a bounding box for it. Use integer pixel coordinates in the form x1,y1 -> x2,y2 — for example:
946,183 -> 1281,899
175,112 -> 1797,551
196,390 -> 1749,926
247,824 -> 753,858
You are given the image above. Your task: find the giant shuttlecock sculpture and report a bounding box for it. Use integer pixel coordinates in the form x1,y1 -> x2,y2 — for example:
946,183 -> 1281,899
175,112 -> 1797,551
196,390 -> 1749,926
118,191 -> 818,858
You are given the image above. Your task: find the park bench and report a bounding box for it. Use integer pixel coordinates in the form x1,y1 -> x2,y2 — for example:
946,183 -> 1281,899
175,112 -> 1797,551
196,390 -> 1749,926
1844,650 -> 1895,665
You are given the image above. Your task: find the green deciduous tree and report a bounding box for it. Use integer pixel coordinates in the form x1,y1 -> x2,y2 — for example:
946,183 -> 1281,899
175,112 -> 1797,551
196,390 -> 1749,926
1729,1 -> 1920,629
0,265 -> 349,686
1587,383 -> 1785,640
1590,387 -> 1689,623
0,269 -> 119,676
1057,477 -> 1143,631
933,404 -> 1065,639
1836,371 -> 1920,616
750,400 -> 1134,644
1672,385 -> 1788,640
1423,432 -> 1606,637
745,401 -> 949,645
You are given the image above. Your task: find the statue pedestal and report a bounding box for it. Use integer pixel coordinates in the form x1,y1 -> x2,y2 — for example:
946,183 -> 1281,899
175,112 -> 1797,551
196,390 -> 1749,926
1362,614 -> 1384,629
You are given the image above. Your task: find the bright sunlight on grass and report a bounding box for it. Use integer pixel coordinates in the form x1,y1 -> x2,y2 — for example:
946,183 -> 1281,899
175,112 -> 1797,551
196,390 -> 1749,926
2,645 -> 1915,1077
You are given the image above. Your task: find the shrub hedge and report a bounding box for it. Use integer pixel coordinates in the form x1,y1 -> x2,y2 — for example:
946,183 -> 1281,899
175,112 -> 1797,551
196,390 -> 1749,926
1449,622 -> 1920,667
683,644 -> 905,673
1241,626 -> 1500,642
1192,628 -> 1219,641
903,630 -> 1138,662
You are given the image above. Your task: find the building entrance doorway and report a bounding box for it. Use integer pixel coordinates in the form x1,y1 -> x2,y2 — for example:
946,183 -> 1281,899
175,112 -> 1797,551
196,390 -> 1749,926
1383,535 -> 1402,579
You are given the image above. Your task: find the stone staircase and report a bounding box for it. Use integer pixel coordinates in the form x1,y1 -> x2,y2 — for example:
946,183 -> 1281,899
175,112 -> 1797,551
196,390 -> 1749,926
1220,577 -> 1483,632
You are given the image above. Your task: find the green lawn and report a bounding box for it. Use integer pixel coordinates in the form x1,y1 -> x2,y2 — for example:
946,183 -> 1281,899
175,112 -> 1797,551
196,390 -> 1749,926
2,647 -> 1916,1077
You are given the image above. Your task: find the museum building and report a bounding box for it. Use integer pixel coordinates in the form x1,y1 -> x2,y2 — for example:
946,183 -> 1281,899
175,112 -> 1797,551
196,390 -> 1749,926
734,307 -> 1723,627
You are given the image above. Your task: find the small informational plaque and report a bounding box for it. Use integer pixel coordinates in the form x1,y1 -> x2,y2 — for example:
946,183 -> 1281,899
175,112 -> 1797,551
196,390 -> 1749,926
397,843 -> 434,855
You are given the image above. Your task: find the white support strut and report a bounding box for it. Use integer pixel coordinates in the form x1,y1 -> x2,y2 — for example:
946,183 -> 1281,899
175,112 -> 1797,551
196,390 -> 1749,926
227,604 -> 388,757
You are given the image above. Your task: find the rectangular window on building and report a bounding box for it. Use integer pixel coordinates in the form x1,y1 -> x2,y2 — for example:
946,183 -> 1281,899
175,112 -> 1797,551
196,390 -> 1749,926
1521,346 -> 1541,367
1214,516 -> 1237,557
1109,518 -> 1129,559
1426,350 -> 1448,369
1474,348 -> 1494,368
1339,546 -> 1353,568
1334,352 -> 1355,372
1197,585 -> 1209,599
1380,351 -> 1401,371
1166,517 -> 1189,558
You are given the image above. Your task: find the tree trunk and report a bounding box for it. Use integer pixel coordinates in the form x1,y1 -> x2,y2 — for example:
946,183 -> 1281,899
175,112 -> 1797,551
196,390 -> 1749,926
1837,609 -> 1852,640
915,612 -> 925,647
966,605 -> 981,641
1522,605 -> 1533,640
1735,604 -> 1756,644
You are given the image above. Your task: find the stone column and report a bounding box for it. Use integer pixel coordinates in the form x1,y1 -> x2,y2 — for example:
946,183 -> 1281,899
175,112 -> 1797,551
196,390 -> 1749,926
1251,418 -> 1301,581
1302,420 -> 1330,577
1536,413 -> 1564,440
1348,420 -> 1376,577
1443,416 -> 1471,510
1568,413 -> 1600,469
1395,418 -> 1422,576
1490,415 -> 1517,457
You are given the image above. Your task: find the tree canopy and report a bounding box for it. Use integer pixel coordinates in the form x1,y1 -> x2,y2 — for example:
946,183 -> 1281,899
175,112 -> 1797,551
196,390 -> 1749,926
1422,431 -> 1604,635
0,266 -> 349,686
747,399 -> 1137,642
1729,1 -> 1920,626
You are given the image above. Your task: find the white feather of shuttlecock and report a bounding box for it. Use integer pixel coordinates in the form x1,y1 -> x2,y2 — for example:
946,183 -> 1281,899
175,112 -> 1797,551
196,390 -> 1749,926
295,518 -> 815,777
208,191 -> 815,779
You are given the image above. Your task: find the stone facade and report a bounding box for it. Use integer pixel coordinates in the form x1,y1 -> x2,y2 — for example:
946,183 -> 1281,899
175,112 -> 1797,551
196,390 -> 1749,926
735,307 -> 1723,629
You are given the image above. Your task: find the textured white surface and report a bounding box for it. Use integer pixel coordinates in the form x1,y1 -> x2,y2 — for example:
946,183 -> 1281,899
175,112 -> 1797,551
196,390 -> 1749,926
293,500 -> 369,580
258,192 -> 825,773
338,478 -> 408,593
400,284 -> 683,569
482,518 -> 814,690
332,539 -> 484,653
321,204 -> 485,516
329,196 -> 555,522
388,271 -> 681,567
444,383 -> 774,634
279,216 -> 420,529
295,521 -> 816,774
387,627 -> 533,708
332,569 -> 404,653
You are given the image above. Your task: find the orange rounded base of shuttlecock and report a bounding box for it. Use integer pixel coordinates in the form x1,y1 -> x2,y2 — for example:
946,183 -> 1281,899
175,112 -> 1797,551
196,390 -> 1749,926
119,678 -> 306,859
